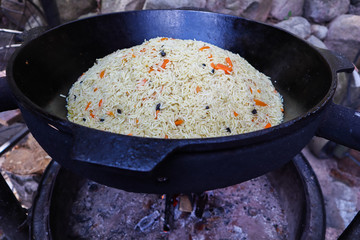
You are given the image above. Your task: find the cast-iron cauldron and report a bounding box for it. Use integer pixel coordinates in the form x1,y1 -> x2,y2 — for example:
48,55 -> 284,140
1,10 -> 359,193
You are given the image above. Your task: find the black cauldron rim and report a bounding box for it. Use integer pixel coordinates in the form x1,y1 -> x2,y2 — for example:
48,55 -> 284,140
6,9 -> 338,143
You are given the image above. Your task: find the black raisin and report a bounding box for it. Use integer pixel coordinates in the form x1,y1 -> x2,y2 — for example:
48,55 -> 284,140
73,95 -> 77,100
82,118 -> 86,122
160,50 -> 166,57
211,69 -> 215,74
156,103 -> 161,111
100,118 -> 105,122
205,106 -> 210,109
226,127 -> 231,133
202,63 -> 206,67
117,109 -> 122,114
252,109 -> 257,114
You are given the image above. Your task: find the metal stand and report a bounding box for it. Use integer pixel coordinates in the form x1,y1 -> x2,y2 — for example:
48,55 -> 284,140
0,173 -> 28,239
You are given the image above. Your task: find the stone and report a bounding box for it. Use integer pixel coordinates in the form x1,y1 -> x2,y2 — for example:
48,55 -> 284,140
307,35 -> 327,49
6,172 -> 41,208
143,0 -> 206,10
329,168 -> 356,187
270,0 -> 304,20
205,0 -> 273,22
349,3 -> 360,15
337,149 -> 360,177
303,0 -> 350,23
1,134 -> 51,175
311,24 -> 328,40
326,227 -> 343,240
102,0 -> 146,13
275,16 -> 311,39
0,109 -> 21,126
324,15 -> 360,65
56,0 -> 97,22
325,181 -> 358,229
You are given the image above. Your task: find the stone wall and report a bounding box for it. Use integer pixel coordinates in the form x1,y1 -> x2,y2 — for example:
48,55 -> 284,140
56,0 -> 360,67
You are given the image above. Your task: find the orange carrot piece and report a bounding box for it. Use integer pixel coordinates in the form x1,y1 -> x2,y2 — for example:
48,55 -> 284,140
175,119 -> 184,126
164,134 -> 169,139
225,57 -> 233,68
161,59 -> 170,69
85,101 -> 91,110
161,37 -> 168,41
199,46 -> 210,51
196,86 -> 202,93
249,87 -> 253,94
257,89 -> 261,93
155,110 -> 160,119
94,88 -> 98,92
211,62 -> 216,69
234,111 -> 239,117
149,92 -> 157,99
100,70 -> 105,78
98,99 -> 103,107
254,99 -> 268,107
264,123 -> 272,129
127,133 -> 133,136
148,67 -> 154,73
107,111 -> 114,117
138,79 -> 147,87
214,63 -> 232,74
89,110 -> 95,118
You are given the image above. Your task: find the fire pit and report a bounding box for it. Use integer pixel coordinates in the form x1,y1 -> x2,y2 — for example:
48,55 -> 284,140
30,153 -> 325,239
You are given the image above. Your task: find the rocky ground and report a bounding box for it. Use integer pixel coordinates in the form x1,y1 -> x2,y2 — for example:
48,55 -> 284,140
51,0 -> 360,68
0,0 -> 360,239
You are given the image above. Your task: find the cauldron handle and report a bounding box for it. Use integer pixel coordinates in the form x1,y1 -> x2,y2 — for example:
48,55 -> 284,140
315,48 -> 359,150
316,48 -> 354,73
70,126 -> 185,172
316,102 -> 360,151
0,77 -> 18,112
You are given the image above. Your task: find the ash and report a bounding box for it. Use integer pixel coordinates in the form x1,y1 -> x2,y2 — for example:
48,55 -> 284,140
67,176 -> 288,239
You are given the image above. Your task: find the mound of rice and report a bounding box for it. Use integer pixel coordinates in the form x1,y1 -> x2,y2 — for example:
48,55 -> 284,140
66,37 -> 283,139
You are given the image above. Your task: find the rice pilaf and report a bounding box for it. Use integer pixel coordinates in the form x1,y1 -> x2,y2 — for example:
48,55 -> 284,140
66,37 -> 284,139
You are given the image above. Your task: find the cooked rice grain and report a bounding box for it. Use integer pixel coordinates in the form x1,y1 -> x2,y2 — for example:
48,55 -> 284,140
66,37 -> 283,139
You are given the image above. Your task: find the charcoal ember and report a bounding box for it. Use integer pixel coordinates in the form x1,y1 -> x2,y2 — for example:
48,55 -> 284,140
247,207 -> 259,217
194,220 -> 206,231
179,195 -> 193,213
135,210 -> 160,232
